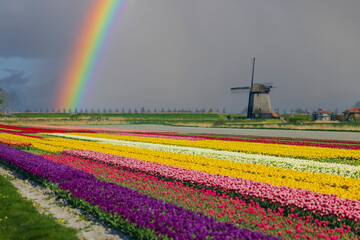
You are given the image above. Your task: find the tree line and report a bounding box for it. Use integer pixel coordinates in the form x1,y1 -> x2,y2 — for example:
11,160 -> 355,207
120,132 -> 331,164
22,107 -> 228,114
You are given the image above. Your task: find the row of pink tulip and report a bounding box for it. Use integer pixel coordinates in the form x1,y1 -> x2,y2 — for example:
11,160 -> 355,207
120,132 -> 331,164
63,149 -> 360,222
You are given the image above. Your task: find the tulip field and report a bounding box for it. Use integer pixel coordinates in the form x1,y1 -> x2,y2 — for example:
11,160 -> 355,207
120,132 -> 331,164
1,124 -> 360,239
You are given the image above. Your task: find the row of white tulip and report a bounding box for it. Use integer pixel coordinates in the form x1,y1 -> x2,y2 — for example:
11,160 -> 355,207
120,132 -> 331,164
49,133 -> 360,179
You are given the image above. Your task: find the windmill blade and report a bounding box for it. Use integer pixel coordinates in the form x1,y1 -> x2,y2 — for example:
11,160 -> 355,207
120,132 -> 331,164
230,86 -> 251,90
231,86 -> 251,94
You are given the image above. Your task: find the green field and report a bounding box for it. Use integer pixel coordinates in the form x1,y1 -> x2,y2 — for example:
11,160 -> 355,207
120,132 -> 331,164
0,174 -> 79,240
1,112 -> 359,131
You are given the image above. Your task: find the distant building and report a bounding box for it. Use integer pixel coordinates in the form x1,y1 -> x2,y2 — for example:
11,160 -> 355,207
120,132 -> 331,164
272,112 -> 280,119
312,110 -> 332,121
348,107 -> 360,120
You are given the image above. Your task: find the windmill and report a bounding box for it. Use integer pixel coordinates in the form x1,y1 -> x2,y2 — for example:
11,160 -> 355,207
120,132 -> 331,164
231,58 -> 275,118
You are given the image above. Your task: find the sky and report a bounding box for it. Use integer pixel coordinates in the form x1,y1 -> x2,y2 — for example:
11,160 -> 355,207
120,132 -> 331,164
1,0 -> 360,113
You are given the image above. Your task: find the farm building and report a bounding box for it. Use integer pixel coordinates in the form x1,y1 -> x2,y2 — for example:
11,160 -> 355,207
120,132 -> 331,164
348,107 -> 360,120
312,110 -> 333,121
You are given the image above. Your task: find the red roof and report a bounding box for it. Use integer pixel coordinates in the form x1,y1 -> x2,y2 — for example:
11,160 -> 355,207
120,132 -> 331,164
316,110 -> 330,114
272,112 -> 279,118
349,107 -> 360,113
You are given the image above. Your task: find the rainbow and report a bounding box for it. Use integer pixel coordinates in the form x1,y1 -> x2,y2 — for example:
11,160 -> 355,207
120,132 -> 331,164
56,0 -> 125,110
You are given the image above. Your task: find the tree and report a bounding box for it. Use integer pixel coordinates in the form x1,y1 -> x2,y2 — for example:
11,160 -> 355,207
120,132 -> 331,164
7,92 -> 20,114
295,108 -> 304,114
0,89 -> 10,114
344,109 -> 351,119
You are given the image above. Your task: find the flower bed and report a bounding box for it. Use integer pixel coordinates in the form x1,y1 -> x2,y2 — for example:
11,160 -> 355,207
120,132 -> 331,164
65,133 -> 360,161
0,137 -> 31,148
0,124 -> 96,134
0,144 -> 276,240
3,132 -> 360,199
1,124 -> 360,239
42,153 -> 358,239
62,150 -> 360,222
20,124 -> 174,134
51,133 -> 360,179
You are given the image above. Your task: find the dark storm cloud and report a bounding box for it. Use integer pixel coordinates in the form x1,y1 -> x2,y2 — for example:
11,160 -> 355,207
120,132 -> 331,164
0,70 -> 30,86
1,0 -> 360,112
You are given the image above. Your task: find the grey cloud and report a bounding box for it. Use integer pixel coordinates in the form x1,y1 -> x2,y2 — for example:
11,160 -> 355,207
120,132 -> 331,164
0,70 -> 30,86
2,69 -> 18,74
0,0 -> 90,58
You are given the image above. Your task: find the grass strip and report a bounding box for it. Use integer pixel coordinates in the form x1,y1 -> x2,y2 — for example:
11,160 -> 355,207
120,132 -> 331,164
0,174 -> 79,240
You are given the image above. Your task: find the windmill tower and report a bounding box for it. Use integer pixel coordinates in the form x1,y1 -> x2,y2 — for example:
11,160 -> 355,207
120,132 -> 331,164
231,58 -> 275,118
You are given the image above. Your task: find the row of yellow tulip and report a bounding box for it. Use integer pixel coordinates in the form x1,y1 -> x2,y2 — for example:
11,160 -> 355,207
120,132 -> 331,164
0,133 -> 64,152
68,133 -> 360,161
1,132 -> 359,200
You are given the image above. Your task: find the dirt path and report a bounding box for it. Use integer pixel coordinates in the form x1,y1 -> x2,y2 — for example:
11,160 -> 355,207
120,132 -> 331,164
0,163 -> 132,240
79,124 -> 360,141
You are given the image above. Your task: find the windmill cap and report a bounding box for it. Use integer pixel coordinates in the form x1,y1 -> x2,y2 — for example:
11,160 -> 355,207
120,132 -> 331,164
251,83 -> 271,93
